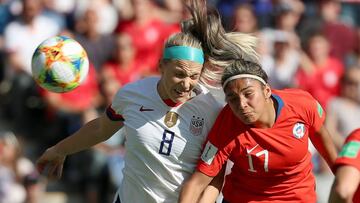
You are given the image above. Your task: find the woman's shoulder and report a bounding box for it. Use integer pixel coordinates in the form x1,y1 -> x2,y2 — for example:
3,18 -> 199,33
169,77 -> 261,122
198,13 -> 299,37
114,77 -> 159,101
272,88 -> 313,100
271,88 -> 318,112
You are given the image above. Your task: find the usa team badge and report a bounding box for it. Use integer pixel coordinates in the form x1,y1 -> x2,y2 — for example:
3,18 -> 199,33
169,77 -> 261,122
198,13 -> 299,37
293,123 -> 305,139
189,116 -> 204,136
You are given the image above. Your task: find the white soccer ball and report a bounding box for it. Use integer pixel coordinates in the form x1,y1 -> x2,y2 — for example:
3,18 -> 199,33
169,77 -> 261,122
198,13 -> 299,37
31,36 -> 89,93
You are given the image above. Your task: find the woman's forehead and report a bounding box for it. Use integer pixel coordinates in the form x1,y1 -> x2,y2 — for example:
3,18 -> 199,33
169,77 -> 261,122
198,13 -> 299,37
225,78 -> 261,92
171,60 -> 203,74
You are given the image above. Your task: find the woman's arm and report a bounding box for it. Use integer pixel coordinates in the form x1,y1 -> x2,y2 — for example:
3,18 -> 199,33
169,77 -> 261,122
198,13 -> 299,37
198,165 -> 226,203
309,125 -> 338,171
54,113 -> 122,155
325,108 -> 345,150
329,165 -> 360,203
179,170 -> 216,203
36,113 -> 123,179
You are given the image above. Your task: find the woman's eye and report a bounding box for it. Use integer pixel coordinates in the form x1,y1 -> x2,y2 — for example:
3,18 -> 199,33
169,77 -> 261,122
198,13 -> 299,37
175,73 -> 185,78
226,96 -> 237,102
244,92 -> 253,98
190,75 -> 199,80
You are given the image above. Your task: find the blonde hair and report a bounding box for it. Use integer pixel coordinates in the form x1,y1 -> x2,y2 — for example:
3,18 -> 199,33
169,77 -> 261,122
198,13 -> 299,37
164,33 -> 202,49
160,0 -> 260,88
160,21 -> 203,66
184,0 -> 260,88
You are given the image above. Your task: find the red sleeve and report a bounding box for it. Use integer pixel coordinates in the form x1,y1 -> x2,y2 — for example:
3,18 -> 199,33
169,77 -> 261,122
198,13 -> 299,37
334,129 -> 360,171
106,105 -> 124,121
197,105 -> 237,177
297,91 -> 326,132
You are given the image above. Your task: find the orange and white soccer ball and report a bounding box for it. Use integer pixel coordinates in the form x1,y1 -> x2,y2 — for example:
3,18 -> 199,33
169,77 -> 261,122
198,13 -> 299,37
31,36 -> 89,93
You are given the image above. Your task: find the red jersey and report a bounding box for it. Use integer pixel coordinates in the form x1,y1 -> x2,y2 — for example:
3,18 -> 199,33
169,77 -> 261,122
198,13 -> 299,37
197,89 -> 326,203
334,129 -> 360,203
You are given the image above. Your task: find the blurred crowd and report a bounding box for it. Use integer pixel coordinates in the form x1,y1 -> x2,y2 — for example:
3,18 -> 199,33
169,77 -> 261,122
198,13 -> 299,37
0,0 -> 359,203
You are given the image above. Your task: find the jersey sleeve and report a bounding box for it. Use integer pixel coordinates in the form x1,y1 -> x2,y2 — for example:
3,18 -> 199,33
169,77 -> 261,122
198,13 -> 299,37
334,129 -> 360,171
106,87 -> 129,121
197,105 -> 236,177
297,91 -> 326,132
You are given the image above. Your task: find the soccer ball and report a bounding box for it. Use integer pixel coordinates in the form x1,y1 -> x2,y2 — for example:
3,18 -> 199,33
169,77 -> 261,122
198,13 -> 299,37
31,36 -> 89,93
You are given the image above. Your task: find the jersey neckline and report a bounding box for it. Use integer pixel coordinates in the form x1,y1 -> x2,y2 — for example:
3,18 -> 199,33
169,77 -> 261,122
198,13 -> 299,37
271,93 -> 284,122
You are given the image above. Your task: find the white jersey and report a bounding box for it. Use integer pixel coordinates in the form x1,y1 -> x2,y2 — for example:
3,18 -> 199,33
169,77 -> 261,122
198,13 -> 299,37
107,77 -> 222,203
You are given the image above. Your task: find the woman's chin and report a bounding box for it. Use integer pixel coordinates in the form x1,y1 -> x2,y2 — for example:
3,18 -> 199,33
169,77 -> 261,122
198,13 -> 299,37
171,96 -> 187,103
172,93 -> 190,102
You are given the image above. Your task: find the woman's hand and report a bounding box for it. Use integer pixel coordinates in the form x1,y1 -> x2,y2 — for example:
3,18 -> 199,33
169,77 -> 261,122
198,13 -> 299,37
36,146 -> 66,180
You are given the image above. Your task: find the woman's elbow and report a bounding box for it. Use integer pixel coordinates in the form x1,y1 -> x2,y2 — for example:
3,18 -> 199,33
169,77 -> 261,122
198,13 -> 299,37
330,182 -> 356,203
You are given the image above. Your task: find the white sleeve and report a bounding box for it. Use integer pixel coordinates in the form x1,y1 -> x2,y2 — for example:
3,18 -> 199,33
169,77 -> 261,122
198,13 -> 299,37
106,87 -> 130,121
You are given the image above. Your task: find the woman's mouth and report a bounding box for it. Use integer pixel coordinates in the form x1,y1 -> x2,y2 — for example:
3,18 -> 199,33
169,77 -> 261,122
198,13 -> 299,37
174,89 -> 188,97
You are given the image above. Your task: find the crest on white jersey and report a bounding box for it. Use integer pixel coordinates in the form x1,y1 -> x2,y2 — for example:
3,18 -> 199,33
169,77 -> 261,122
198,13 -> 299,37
201,141 -> 218,165
164,111 -> 178,128
293,123 -> 305,139
189,116 -> 204,136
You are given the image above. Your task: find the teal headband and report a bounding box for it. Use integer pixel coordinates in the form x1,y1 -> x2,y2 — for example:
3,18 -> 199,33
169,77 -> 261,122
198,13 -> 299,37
163,46 -> 204,64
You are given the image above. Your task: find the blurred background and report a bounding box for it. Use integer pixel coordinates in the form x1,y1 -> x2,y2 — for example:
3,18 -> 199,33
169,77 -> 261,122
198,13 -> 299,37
0,0 -> 359,202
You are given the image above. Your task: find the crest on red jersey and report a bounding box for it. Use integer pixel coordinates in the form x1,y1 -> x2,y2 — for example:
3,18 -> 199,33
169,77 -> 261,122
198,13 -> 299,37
189,116 -> 204,136
293,123 -> 305,139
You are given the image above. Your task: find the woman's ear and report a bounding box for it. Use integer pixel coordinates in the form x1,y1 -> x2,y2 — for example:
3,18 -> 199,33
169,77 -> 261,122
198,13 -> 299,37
264,84 -> 272,99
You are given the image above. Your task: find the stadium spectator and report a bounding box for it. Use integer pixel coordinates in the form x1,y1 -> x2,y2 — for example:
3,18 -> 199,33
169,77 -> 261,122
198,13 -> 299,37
179,59 -> 337,203
0,131 -> 35,203
74,6 -> 115,72
320,0 -> 358,62
0,0 -> 16,85
260,1 -> 304,50
340,0 -> 360,27
216,0 -> 273,30
115,0 -> 180,74
3,0 -> 62,75
100,33 -> 145,106
74,0 -> 118,35
232,4 -> 259,34
2,0 -> 62,149
152,0 -> 184,24
261,30 -> 301,89
295,33 -> 344,109
326,66 -> 360,150
346,28 -> 360,68
259,2 -> 303,89
299,0 -> 358,63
